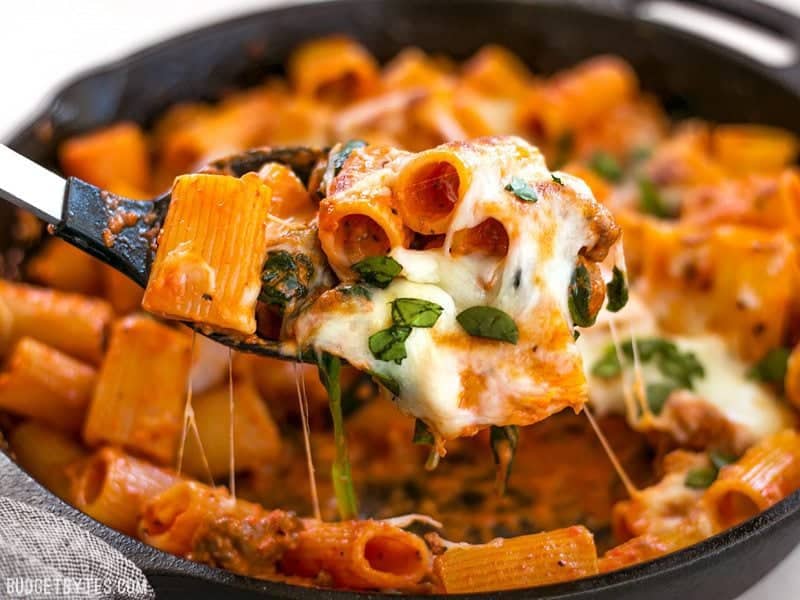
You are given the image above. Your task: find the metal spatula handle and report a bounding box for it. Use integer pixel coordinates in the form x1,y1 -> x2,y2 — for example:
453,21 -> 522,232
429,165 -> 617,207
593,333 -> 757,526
0,144 -> 66,225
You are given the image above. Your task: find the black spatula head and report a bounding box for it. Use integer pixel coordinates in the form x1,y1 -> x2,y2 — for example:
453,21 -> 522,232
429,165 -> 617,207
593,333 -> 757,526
55,146 -> 329,361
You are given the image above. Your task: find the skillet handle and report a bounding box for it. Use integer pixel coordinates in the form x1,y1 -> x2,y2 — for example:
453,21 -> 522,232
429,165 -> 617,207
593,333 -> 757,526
624,0 -> 800,92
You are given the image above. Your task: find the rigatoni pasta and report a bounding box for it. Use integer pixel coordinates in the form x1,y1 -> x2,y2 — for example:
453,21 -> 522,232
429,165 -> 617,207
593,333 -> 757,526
0,280 -> 112,363
58,122 -> 151,197
83,314 -> 192,464
0,337 -> 96,431
434,526 -> 598,592
289,36 -> 380,104
26,238 -> 104,295
9,421 -> 87,500
69,447 -> 181,535
281,520 -> 432,591
705,430 -> 800,531
142,173 -> 273,334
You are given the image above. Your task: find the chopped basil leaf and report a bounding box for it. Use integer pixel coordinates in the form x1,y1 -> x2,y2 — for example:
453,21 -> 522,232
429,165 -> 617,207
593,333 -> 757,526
591,349 -> 622,379
568,262 -> 597,327
629,146 -> 653,164
413,419 -> 435,445
352,255 -> 402,288
316,352 -> 359,519
391,298 -> 443,328
622,337 -> 675,361
456,306 -> 519,344
636,338 -> 704,389
646,381 -> 678,415
369,325 -> 412,364
591,337 -> 704,392
638,177 -> 673,219
551,173 -> 564,185
505,176 -> 538,202
573,329 -> 581,341
589,151 -> 623,183
685,466 -> 718,489
490,425 -> 520,494
259,251 -> 314,309
339,284 -> 372,300
657,350 -> 704,389
684,451 -> 736,490
748,347 -> 791,385
331,139 -> 367,176
710,449 -> 737,471
606,266 -> 629,313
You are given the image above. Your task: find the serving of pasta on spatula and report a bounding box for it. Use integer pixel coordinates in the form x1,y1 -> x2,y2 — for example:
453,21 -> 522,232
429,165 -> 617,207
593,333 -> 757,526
136,135 -> 624,447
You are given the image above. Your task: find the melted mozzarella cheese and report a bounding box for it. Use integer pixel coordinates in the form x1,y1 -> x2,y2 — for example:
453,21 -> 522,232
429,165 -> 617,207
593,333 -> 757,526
577,296 -> 791,445
299,280 -> 478,437
298,136 -> 614,439
678,336 -> 790,441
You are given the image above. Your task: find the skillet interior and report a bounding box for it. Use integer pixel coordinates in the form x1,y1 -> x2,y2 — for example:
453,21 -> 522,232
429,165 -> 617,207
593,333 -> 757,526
3,1 -> 800,598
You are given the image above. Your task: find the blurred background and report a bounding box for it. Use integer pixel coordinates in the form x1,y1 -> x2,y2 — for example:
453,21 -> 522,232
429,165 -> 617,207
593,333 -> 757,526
0,0 -> 799,598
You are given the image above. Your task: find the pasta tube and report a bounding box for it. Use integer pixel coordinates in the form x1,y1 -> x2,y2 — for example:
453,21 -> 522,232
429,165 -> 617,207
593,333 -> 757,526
289,36 -> 379,104
394,147 -> 471,234
26,238 -> 103,295
705,429 -> 800,531
711,125 -> 798,174
281,520 -> 432,591
142,173 -> 273,334
434,526 -> 598,593
0,337 -> 96,432
9,421 -> 87,500
69,447 -> 181,535
139,481 -> 258,555
258,162 -> 315,221
519,56 -> 637,139
141,481 -> 303,579
0,280 -> 112,364
59,122 -> 151,195
102,265 -> 144,315
319,145 -> 411,277
83,315 -> 192,464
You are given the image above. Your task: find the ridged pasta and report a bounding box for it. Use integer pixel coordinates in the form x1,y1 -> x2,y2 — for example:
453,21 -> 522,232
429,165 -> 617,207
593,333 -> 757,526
0,337 -> 96,431
59,122 -> 151,196
139,481 -> 256,555
69,446 -> 181,535
434,526 -> 598,593
0,280 -> 112,364
9,421 -> 87,500
281,520 -> 432,591
711,125 -> 798,175
26,238 -> 103,295
289,36 -> 380,104
142,173 -> 273,334
83,315 -> 192,464
705,429 -> 800,531
519,56 -> 637,140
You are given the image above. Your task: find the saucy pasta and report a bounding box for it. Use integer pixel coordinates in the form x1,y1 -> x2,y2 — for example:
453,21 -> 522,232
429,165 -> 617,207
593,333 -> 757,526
2,37 -> 800,594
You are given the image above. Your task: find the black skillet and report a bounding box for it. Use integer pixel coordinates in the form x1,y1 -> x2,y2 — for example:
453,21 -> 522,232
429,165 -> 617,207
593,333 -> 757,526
2,0 -> 800,598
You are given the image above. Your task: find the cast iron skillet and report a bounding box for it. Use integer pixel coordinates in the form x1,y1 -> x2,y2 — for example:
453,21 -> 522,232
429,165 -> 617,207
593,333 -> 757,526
2,0 -> 800,598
